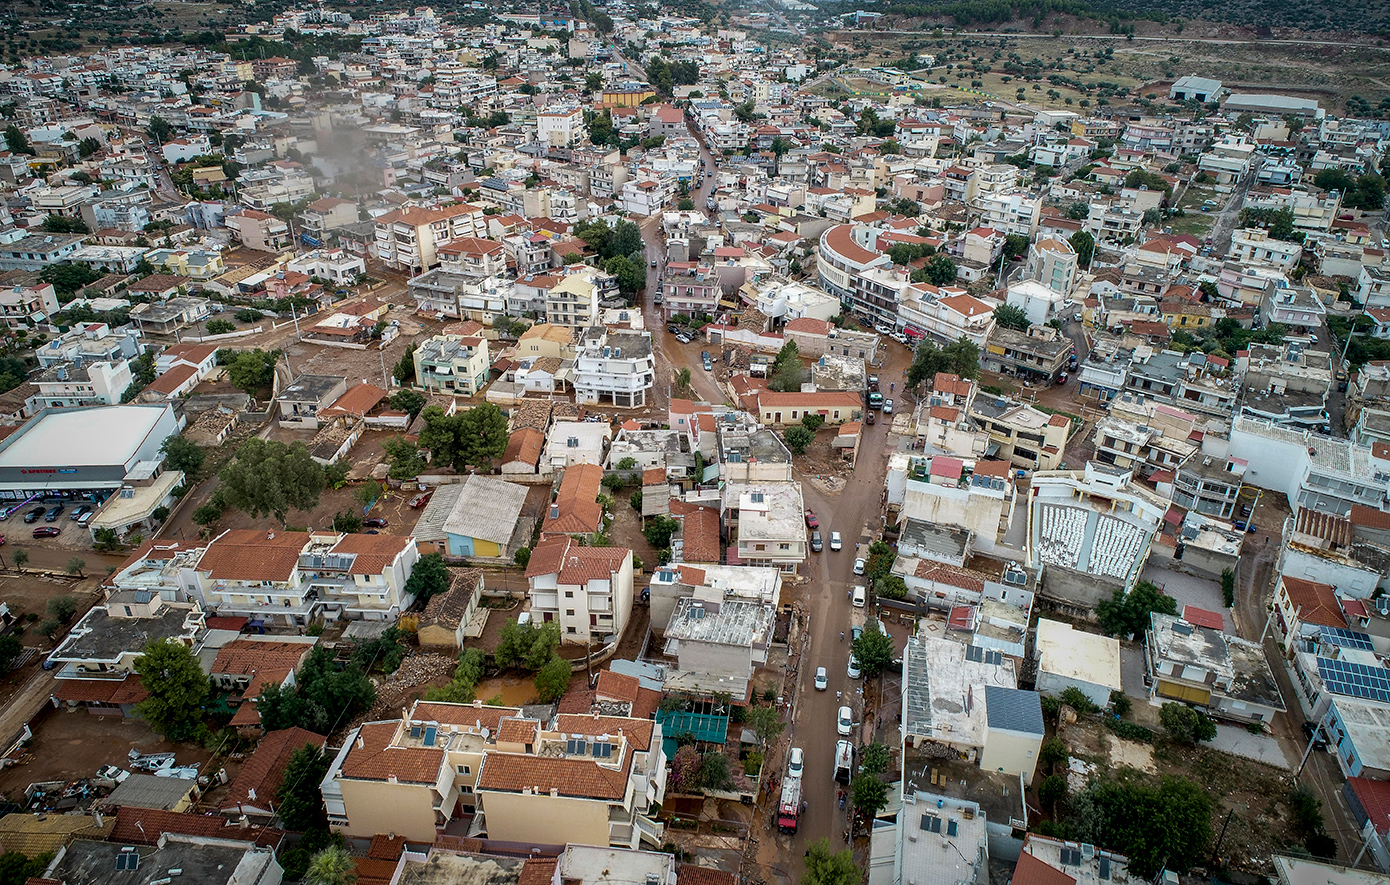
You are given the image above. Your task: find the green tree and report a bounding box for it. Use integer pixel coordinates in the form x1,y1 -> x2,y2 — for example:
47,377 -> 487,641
851,622 -> 895,678
1038,773 -> 1068,811
39,263 -> 103,298
1070,230 -> 1095,267
161,435 -> 206,477
993,303 -> 1031,331
585,72 -> 603,92
1038,736 -> 1069,771
1159,702 -> 1216,744
802,838 -> 860,885
405,553 -> 451,602
135,638 -> 211,739
42,215 -> 89,234
4,125 -> 33,155
459,404 -> 509,469
0,635 -> 22,671
393,344 -> 417,385
745,704 -> 785,749
277,744 -> 331,831
64,557 -> 85,577
907,337 -> 980,388
10,549 -> 26,571
382,438 -> 426,480
534,654 -> 572,702
801,414 -> 824,432
304,845 -> 356,885
390,388 -> 426,421
1096,581 -> 1177,639
258,647 -> 375,734
224,349 -> 280,395
146,115 -> 175,145
852,770 -> 889,817
1070,777 -> 1212,877
47,595 -> 79,622
0,850 -> 54,885
205,318 -> 235,335
193,499 -> 225,526
859,742 -> 891,775
612,219 -> 643,257
219,439 -> 326,522
923,253 -> 958,285
1002,233 -> 1030,261
643,515 -> 680,548
875,574 -> 907,600
784,425 -> 814,455
332,510 -> 363,533
768,339 -> 803,392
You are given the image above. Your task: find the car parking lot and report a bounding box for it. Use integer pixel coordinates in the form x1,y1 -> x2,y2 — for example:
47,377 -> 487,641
1,499 -> 101,547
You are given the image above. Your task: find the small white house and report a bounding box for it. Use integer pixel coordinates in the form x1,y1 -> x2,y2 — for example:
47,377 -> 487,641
1033,618 -> 1122,708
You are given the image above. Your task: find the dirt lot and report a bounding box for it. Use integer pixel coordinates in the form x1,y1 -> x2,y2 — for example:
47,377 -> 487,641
0,707 -> 238,805
1056,716 -> 1304,874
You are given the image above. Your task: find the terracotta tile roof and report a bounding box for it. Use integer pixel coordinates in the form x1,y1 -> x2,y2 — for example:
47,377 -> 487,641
329,532 -> 413,576
211,640 -> 311,678
1012,850 -> 1078,885
933,372 -> 973,397
519,858 -> 559,885
784,317 -> 831,335
109,808 -> 282,847
340,721 -> 445,784
496,717 -> 541,745
220,727 -> 324,812
368,834 -> 407,860
642,467 -> 666,485
595,670 -> 640,706
409,702 -> 521,729
355,856 -> 400,885
322,383 -> 388,419
144,362 -> 199,396
200,529 -> 310,582
677,867 -> 737,885
525,536 -> 630,584
420,568 -> 484,631
1348,777 -> 1390,835
476,751 -> 630,800
1350,504 -> 1390,531
555,714 -> 654,751
502,428 -> 546,467
913,560 -> 988,594
757,390 -> 862,410
973,459 -> 1011,478
1281,576 -> 1345,628
1182,605 -> 1225,631
542,464 -> 604,536
678,506 -> 722,564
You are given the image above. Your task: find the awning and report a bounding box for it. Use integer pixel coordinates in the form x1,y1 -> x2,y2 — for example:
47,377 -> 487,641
903,327 -> 925,339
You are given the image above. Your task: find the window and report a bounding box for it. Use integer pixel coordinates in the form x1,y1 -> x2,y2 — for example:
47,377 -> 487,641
566,609 -> 575,617
457,764 -> 471,774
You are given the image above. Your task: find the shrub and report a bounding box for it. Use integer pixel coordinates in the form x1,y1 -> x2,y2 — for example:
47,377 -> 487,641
1109,690 -> 1132,717
1059,686 -> 1100,715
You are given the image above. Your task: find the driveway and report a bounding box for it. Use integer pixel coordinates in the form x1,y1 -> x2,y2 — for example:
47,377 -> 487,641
1141,558 -> 1233,632
1207,723 -> 1294,770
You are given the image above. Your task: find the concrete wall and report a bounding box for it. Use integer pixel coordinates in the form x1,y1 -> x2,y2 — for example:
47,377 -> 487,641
979,727 -> 1040,782
337,777 -> 437,841
1038,566 -> 1123,609
479,790 -> 611,846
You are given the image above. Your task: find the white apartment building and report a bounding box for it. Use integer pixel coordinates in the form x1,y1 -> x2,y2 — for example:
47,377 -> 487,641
897,285 -> 995,346
373,203 -> 488,273
572,327 -> 655,408
978,192 -> 1040,238
525,535 -> 634,643
26,359 -> 132,414
537,106 -> 587,148
723,481 -> 807,572
1230,228 -> 1302,272
1024,237 -> 1078,296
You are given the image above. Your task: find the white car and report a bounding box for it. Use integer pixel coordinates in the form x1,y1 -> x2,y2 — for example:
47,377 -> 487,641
814,666 -> 828,691
847,654 -> 861,679
787,746 -> 804,778
852,585 -> 867,608
853,558 -> 866,576
883,399 -> 894,414
837,705 -> 854,736
830,531 -> 842,551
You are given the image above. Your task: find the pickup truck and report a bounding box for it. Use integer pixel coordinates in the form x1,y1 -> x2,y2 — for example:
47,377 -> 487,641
867,391 -> 883,410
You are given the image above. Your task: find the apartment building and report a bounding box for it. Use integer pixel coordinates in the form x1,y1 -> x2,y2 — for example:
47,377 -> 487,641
897,286 -> 995,347
547,266 -> 612,329
968,395 -> 1070,470
1146,611 -> 1285,724
1230,228 -> 1303,272
159,529 -> 424,626
298,197 -> 360,240
662,267 -> 721,320
413,333 -> 492,397
573,327 -> 655,408
225,210 -> 291,253
1172,453 -> 1248,520
525,535 -> 635,643
25,360 -> 132,414
323,700 -> 666,848
981,325 -> 1071,382
1024,238 -> 1078,296
0,272 -> 59,329
374,203 -> 487,274
723,480 -> 807,572
537,106 -> 587,147
978,192 -> 1040,238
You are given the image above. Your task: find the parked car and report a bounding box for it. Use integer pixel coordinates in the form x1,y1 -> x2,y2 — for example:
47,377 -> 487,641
1055,372 -> 1068,386
363,517 -> 389,528
866,410 -> 875,425
830,531 -> 842,551
701,351 -> 710,362
32,527 -> 60,538
851,624 -> 863,642
24,508 -> 44,524
650,259 -> 658,268
667,325 -> 681,335
810,530 -> 823,552
70,504 -> 92,521
852,558 -> 865,576
787,747 -> 804,778
852,585 -> 866,607
867,373 -> 880,389
77,510 -> 95,526
847,654 -> 861,679
804,509 -> 819,529
1302,720 -> 1328,750
837,705 -> 854,736
814,667 -> 828,691
883,399 -> 894,414
44,504 -> 64,522
409,492 -> 433,509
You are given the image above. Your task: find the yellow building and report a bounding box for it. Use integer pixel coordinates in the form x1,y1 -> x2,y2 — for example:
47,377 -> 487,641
600,89 -> 656,108
517,323 -> 577,360
322,700 -> 667,848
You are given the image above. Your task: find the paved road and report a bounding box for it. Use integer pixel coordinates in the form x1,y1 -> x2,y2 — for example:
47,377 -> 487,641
1211,166 -> 1258,256
837,29 -> 1390,49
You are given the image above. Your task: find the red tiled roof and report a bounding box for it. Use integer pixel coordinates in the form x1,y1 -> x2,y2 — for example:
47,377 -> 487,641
220,727 -> 324,812
913,560 -> 987,594
525,536 -> 629,584
1350,504 -> 1390,531
1281,576 -> 1345,628
520,858 -> 559,885
678,506 -> 722,564
339,721 -> 444,785
199,530 -> 310,582
1182,605 -> 1225,631
1348,777 -> 1390,834
1013,851 -> 1077,885
323,383 -> 388,419
476,751 -> 630,800
542,463 -> 604,536
143,363 -> 199,396
502,428 -> 545,468
678,867 -> 737,885
368,834 -> 407,860
109,807 -> 282,847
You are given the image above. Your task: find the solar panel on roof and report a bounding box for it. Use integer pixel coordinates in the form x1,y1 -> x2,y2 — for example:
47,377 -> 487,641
1100,857 -> 1111,880
966,645 -> 982,663
947,819 -> 958,837
1321,627 -> 1374,651
1318,656 -> 1390,702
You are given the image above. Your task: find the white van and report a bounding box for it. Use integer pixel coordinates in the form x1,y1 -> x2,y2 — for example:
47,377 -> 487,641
852,585 -> 866,607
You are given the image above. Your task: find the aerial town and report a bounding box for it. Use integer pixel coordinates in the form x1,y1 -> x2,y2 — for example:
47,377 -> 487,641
0,2 -> 1384,885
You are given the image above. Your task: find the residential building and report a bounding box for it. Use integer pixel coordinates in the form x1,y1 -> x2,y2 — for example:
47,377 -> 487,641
723,480 -> 806,572
981,324 -> 1071,382
537,106 -> 587,147
0,271 -> 59,328
1229,417 -> 1390,515
225,209 -> 291,253
525,535 -> 635,642
277,374 -> 349,430
573,327 -> 655,408
755,390 -> 862,426
45,834 -> 282,885
1027,462 -> 1167,602
25,359 -> 131,414
897,286 -> 995,347
1146,611 -> 1286,724
1034,619 -> 1122,709
435,474 -> 530,557
662,267 -> 721,320
416,568 -> 485,649
1173,453 -> 1248,520
541,463 -> 604,539
374,203 -> 488,274
967,395 -> 1070,470
1024,238 -> 1078,296
547,266 -> 611,329
413,333 -> 491,397
890,455 -> 1016,551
